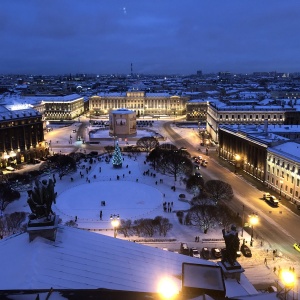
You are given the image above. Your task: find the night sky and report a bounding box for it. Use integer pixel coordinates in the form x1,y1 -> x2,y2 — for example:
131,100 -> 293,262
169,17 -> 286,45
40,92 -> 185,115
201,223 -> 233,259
1,0 -> 300,75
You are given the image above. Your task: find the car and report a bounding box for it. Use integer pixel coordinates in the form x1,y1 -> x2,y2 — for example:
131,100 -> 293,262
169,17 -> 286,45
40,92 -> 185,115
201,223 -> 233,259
266,196 -> 279,207
201,161 -> 208,167
241,244 -> 252,257
263,193 -> 271,200
180,242 -> 189,255
6,166 -> 15,171
201,247 -> 210,259
195,172 -> 202,178
72,129 -> 77,133
211,247 -> 222,259
293,243 -> 300,252
190,247 -> 201,258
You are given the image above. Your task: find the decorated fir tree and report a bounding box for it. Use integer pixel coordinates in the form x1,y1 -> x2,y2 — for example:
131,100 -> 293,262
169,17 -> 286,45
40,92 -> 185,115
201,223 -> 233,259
112,141 -> 123,168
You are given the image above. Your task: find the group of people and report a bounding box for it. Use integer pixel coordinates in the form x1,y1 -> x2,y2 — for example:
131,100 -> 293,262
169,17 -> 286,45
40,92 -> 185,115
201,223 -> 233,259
163,201 -> 173,212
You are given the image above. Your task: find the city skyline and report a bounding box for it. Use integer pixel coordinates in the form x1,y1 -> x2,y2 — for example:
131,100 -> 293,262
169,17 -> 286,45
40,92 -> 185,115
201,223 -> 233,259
1,1 -> 300,75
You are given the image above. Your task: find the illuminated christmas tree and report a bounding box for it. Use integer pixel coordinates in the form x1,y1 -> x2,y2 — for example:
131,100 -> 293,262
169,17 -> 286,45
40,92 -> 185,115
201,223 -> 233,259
112,141 -> 123,168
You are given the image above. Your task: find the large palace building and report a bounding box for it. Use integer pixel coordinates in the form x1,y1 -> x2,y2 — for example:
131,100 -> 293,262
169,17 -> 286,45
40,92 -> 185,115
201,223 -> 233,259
89,91 -> 188,117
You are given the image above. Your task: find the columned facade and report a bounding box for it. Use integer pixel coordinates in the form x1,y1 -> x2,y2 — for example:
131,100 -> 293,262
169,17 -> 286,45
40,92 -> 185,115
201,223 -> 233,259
89,91 -> 188,117
218,126 -> 268,182
207,102 -> 288,142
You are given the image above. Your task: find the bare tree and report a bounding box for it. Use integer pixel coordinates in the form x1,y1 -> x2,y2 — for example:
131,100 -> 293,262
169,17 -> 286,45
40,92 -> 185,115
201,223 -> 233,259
216,204 -> 240,230
158,150 -> 193,181
188,204 -> 218,234
204,180 -> 234,204
136,137 -> 159,153
6,212 -> 27,231
185,175 -> 205,195
0,183 -> 20,215
46,154 -> 76,179
153,216 -> 173,237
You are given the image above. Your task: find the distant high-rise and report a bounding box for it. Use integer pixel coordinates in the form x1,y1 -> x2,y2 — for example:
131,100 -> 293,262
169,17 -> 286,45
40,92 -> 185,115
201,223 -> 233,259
196,70 -> 202,76
131,63 -> 133,77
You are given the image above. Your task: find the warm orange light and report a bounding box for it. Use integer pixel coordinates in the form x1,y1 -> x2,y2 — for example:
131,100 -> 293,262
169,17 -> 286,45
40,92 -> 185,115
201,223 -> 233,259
157,277 -> 179,299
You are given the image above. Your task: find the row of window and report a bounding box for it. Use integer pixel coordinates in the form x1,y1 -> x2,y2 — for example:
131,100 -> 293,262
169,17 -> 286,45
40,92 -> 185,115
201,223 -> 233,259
219,114 -> 283,120
268,175 -> 299,199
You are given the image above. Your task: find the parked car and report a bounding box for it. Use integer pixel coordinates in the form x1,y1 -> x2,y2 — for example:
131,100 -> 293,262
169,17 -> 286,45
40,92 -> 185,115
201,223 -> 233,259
180,242 -> 189,255
211,247 -> 222,259
241,244 -> 252,257
266,196 -> 279,207
263,193 -> 271,200
201,247 -> 210,259
190,247 -> 201,258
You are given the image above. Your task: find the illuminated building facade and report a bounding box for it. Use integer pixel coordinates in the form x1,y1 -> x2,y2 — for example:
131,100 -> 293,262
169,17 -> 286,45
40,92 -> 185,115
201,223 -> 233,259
207,102 -> 291,142
0,106 -> 45,167
266,144 -> 300,203
89,91 -> 188,117
35,94 -> 84,120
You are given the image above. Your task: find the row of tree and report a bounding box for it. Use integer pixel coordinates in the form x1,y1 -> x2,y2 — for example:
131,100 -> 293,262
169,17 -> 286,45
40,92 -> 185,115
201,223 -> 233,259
119,216 -> 173,237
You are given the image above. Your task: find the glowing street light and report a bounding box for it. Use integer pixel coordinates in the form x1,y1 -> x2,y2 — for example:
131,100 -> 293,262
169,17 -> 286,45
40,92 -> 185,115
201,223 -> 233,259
279,269 -> 296,300
110,214 -> 120,238
249,213 -> 258,245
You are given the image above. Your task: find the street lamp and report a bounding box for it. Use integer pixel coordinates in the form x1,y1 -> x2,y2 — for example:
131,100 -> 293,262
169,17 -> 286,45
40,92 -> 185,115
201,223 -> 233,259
110,214 -> 120,238
249,213 -> 258,245
235,154 -> 241,173
279,269 -> 296,300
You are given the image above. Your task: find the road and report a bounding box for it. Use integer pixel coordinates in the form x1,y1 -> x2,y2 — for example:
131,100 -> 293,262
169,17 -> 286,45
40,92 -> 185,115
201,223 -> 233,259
163,120 -> 300,263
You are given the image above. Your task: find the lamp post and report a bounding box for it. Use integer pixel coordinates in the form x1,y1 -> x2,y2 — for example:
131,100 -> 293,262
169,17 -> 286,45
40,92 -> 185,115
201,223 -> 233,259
249,213 -> 258,246
279,269 -> 296,300
235,154 -> 241,174
241,204 -> 245,237
110,214 -> 120,238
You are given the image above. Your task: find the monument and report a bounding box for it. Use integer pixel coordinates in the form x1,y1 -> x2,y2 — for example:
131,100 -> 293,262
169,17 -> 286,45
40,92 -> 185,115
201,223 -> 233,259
27,178 -> 59,241
217,224 -> 244,281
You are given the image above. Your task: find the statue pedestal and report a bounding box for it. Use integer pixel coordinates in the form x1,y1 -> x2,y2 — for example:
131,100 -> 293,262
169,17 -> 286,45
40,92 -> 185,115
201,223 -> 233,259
27,215 -> 59,242
218,261 -> 244,281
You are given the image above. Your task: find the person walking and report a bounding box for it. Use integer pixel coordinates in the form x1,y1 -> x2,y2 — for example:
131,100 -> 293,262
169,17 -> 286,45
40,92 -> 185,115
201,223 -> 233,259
100,210 -> 103,220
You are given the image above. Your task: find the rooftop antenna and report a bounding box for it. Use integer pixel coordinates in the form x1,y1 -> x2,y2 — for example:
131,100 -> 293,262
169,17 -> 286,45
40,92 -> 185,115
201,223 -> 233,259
131,63 -> 133,77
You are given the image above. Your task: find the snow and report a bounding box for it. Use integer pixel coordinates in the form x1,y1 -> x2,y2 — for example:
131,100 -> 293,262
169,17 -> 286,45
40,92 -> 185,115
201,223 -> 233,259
1,116 -> 299,298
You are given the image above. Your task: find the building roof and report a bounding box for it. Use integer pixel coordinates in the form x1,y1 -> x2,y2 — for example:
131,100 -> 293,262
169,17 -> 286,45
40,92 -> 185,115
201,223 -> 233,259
0,105 -> 41,120
0,225 -> 259,298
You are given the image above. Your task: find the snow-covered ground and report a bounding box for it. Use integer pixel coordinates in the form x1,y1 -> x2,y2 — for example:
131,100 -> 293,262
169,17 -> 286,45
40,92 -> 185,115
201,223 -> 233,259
5,116 -> 300,294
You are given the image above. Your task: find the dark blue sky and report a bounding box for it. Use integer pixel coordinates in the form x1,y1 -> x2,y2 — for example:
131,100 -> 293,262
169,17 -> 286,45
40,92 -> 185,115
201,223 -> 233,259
1,1 -> 300,75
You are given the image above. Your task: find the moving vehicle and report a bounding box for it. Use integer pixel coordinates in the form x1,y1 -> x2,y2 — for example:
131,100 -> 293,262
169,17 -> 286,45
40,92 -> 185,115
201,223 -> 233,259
266,196 -> 279,207
201,247 -> 210,259
211,247 -> 222,259
293,243 -> 300,253
189,247 -> 201,258
195,172 -> 202,178
241,244 -> 252,257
